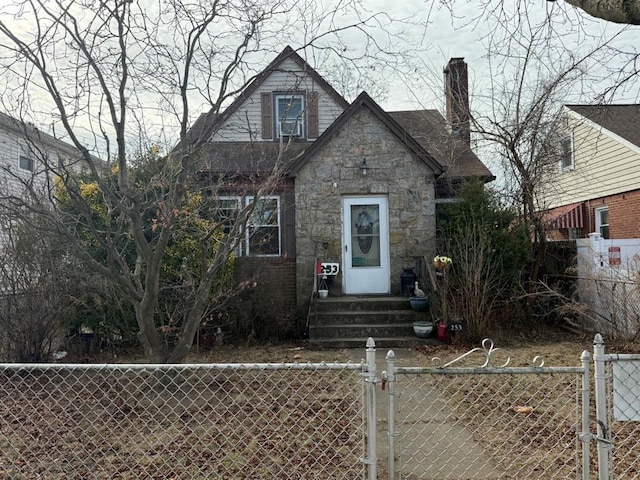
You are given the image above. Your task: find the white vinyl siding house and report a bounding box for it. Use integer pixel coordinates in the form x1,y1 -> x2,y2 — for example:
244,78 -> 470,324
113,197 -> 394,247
542,106 -> 640,210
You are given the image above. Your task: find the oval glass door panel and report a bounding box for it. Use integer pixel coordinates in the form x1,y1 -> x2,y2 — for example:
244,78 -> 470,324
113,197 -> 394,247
350,204 -> 380,267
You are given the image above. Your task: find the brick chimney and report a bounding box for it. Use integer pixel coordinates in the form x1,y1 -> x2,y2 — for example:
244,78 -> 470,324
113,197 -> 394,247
444,57 -> 470,146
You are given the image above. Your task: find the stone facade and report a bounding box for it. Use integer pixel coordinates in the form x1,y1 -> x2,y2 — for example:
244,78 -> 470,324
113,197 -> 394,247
294,105 -> 437,305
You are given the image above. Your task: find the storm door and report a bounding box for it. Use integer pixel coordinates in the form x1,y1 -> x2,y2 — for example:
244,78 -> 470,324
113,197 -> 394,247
342,196 -> 390,294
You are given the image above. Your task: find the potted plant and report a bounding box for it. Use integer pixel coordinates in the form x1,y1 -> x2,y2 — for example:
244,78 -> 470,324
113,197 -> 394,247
433,255 -> 452,341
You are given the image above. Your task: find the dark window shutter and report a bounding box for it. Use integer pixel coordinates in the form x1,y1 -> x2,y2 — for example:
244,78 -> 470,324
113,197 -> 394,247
261,92 -> 273,139
307,91 -> 319,139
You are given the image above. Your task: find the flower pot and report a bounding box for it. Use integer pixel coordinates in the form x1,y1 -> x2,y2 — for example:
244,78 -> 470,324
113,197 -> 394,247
318,289 -> 329,299
409,296 -> 428,312
413,321 -> 434,338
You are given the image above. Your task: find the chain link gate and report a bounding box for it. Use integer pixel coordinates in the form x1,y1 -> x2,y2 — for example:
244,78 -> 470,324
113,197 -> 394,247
593,333 -> 640,480
381,339 -> 591,480
0,360 -> 371,479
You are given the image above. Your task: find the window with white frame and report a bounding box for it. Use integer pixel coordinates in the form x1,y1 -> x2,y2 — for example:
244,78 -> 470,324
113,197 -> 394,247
275,94 -> 304,138
247,196 -> 281,256
595,206 -> 609,239
19,155 -> 34,172
209,195 -> 281,257
559,134 -> 574,170
211,193 -> 240,234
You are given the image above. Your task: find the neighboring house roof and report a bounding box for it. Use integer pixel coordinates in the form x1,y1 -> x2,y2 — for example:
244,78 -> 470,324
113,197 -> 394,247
566,104 -> 640,152
182,46 -> 350,150
288,91 -> 445,176
389,110 -> 495,181
0,110 -> 86,160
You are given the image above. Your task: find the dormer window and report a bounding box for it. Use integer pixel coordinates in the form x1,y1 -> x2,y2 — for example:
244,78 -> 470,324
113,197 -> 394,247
275,94 -> 304,138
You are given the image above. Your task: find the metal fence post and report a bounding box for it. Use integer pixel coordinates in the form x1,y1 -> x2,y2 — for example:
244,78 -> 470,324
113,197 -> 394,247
384,349 -> 397,480
593,333 -> 610,480
581,350 -> 591,480
364,337 -> 377,480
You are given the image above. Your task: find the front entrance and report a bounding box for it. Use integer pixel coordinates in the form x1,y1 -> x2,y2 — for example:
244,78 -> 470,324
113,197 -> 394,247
342,196 -> 390,294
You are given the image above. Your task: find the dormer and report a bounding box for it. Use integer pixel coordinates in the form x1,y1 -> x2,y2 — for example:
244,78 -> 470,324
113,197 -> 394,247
260,90 -> 319,141
188,47 -> 348,145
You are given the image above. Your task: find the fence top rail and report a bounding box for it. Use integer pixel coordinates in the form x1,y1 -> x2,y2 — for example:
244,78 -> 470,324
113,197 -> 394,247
603,354 -> 640,362
393,366 -> 586,376
0,361 -> 365,372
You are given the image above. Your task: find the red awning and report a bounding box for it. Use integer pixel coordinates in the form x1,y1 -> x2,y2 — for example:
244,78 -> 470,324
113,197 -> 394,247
544,203 -> 584,230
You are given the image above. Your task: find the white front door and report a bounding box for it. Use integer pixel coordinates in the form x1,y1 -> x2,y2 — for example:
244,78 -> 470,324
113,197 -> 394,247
343,196 -> 390,294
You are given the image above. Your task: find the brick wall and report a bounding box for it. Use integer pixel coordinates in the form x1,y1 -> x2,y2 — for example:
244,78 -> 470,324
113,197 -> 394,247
586,188 -> 640,239
233,256 -> 297,313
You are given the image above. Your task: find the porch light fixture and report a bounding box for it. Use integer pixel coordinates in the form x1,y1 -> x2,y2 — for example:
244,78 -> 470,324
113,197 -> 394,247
359,158 -> 369,176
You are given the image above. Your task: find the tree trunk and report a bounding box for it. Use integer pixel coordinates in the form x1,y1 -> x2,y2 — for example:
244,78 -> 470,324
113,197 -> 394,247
563,0 -> 640,25
135,301 -> 168,363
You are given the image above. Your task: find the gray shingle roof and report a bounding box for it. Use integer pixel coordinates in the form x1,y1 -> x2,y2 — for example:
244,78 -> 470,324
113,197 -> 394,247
389,110 -> 494,180
195,140 -> 309,176
567,104 -> 640,149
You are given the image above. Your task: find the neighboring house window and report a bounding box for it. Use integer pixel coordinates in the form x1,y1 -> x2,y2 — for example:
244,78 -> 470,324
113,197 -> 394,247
559,135 -> 573,170
19,155 -> 34,172
275,94 -> 304,138
595,206 -> 609,239
247,196 -> 280,256
209,195 -> 281,257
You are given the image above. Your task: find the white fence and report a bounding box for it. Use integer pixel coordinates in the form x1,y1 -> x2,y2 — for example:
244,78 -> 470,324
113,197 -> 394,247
576,234 -> 640,337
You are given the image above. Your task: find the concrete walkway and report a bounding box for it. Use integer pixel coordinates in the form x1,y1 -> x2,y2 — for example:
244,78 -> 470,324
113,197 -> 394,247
346,346 -> 502,479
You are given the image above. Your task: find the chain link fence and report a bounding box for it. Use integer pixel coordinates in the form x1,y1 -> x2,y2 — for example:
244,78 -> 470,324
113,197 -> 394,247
597,341 -> 640,480
0,362 -> 366,479
384,341 -> 589,479
4,337 -> 640,480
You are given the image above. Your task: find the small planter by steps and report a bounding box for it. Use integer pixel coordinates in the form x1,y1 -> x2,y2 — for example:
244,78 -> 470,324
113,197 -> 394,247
412,321 -> 434,338
409,296 -> 428,312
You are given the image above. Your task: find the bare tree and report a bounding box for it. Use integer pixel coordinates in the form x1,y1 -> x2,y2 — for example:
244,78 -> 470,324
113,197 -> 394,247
0,214 -> 75,362
0,0 -> 414,363
470,3 -> 623,289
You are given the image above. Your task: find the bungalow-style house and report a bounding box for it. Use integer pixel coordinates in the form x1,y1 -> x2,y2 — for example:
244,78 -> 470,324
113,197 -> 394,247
185,47 -> 493,319
541,104 -> 640,241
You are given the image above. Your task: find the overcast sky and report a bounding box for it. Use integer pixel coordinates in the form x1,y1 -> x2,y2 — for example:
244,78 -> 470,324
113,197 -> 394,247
364,0 -> 640,113
0,0 -> 638,154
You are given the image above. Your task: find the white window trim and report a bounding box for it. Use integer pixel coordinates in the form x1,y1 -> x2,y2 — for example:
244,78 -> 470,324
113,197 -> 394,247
559,133 -> 574,172
595,206 -> 609,239
246,195 -> 281,257
275,93 -> 304,139
211,194 -> 282,257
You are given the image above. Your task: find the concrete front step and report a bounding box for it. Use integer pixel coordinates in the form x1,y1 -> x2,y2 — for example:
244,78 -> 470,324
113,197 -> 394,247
308,295 -> 436,349
310,322 -> 415,339
314,295 -> 419,313
314,310 -> 426,326
311,336 -> 440,349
